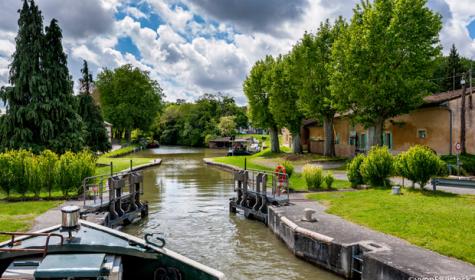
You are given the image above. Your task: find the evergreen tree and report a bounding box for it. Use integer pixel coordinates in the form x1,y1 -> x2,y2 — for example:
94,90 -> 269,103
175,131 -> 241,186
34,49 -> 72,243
0,0 -> 84,153
77,60 -> 111,152
42,18 -> 84,153
443,44 -> 466,91
1,0 -> 46,151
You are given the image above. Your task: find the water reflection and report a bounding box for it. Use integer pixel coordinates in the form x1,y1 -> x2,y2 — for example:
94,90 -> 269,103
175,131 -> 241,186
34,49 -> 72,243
124,146 -> 339,280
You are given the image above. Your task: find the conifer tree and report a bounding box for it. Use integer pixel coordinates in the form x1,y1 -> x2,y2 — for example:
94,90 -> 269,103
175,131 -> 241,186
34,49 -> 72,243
77,60 -> 111,152
1,0 -> 46,151
443,44 -> 466,91
1,0 -> 84,153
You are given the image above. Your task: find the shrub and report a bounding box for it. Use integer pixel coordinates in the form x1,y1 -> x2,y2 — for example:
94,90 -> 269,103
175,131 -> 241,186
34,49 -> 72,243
396,145 -> 447,188
280,161 -> 294,178
0,152 -> 14,198
302,164 -> 324,189
38,150 -> 59,198
26,156 -> 42,198
10,149 -> 34,197
347,154 -> 365,187
324,172 -> 335,189
360,146 -> 394,187
56,151 -> 96,197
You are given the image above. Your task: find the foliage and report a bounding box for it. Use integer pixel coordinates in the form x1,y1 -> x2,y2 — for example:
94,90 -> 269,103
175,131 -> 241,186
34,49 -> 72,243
153,94 -> 245,147
324,172 -> 335,189
268,55 -> 304,153
0,1 -> 84,153
347,154 -> 365,187
360,146 -> 394,187
308,189 -> 475,265
77,60 -> 111,153
395,145 -> 447,188
280,161 -> 294,178
96,64 -> 164,142
217,116 -> 237,137
302,164 -> 324,189
291,18 -> 347,156
329,0 -> 442,146
441,154 -> 475,175
0,149 -> 95,199
243,56 -> 280,153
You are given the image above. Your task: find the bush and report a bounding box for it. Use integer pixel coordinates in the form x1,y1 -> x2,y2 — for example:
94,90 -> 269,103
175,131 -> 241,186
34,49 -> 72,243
396,145 -> 447,188
441,154 -> 475,175
347,154 -> 365,187
324,172 -> 335,189
38,150 -> 59,198
0,152 -> 14,198
56,151 -> 96,197
280,161 -> 294,178
302,164 -> 324,189
26,156 -> 42,198
11,149 -> 34,197
360,146 -> 394,187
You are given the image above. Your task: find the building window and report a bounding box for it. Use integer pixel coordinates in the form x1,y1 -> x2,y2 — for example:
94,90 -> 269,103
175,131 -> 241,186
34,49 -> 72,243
335,133 -> 340,145
418,129 -> 427,139
383,132 -> 392,149
358,133 -> 367,150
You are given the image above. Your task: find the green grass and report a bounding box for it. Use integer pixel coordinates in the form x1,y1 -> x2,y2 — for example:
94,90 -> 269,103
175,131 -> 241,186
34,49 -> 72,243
96,157 -> 152,176
307,188 -> 475,264
0,200 -> 62,241
101,144 -> 141,158
210,153 -> 351,191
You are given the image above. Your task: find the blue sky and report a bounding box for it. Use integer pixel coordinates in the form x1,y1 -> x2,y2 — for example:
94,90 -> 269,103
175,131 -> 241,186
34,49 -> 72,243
0,0 -> 474,104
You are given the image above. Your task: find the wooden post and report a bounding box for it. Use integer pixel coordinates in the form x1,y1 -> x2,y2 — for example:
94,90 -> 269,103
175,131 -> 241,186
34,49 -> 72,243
110,162 -> 113,177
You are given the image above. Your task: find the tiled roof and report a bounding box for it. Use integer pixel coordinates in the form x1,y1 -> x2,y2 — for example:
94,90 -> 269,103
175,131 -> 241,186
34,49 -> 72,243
424,87 -> 475,104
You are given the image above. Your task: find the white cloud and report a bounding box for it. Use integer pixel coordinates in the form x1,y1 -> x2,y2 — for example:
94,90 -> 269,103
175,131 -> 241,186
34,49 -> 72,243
72,45 -> 100,66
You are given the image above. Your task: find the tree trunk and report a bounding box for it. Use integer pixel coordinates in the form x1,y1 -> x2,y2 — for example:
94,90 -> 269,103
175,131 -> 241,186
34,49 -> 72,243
292,131 -> 302,154
371,118 -> 384,147
323,115 -> 335,157
269,126 -> 280,153
461,75 -> 467,154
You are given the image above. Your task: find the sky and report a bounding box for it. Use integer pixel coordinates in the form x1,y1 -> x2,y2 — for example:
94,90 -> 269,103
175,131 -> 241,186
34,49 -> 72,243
0,0 -> 474,105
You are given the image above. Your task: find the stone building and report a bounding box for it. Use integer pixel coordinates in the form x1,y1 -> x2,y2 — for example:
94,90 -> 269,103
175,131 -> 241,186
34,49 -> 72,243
282,88 -> 475,157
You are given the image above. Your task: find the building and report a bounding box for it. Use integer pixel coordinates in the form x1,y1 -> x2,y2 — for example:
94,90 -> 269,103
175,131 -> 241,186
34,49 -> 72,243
104,121 -> 113,145
283,88 -> 475,157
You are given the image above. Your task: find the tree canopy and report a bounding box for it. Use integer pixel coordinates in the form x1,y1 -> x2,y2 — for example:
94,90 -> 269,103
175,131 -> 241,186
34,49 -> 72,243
96,64 -> 164,142
243,56 -> 280,152
0,0 -> 84,153
329,0 -> 442,146
77,60 -> 111,152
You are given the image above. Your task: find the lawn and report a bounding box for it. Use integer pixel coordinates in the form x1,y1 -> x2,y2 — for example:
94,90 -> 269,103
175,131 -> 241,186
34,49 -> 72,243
210,153 -> 351,191
0,200 -> 62,241
96,156 -> 152,176
307,188 -> 475,264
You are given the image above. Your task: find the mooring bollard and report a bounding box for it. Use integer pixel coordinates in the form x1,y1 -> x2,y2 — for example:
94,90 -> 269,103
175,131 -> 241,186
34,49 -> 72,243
301,208 -> 317,222
391,186 -> 401,195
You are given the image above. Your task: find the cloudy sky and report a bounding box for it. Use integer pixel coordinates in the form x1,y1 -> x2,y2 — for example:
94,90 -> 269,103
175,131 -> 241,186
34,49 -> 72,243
0,0 -> 474,104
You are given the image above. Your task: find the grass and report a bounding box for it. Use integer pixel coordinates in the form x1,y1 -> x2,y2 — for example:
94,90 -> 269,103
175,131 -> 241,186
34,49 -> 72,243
0,200 -> 62,241
95,145 -> 155,176
210,150 -> 351,191
307,188 -> 475,264
101,144 -> 141,158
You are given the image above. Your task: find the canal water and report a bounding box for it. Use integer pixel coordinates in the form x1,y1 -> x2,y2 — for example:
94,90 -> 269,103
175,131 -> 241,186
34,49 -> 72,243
125,146 -> 339,280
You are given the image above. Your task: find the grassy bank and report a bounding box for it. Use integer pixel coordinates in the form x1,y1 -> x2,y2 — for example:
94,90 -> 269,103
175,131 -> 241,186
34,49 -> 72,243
210,150 -> 350,191
0,200 -> 62,241
308,188 -> 475,264
95,145 -> 154,176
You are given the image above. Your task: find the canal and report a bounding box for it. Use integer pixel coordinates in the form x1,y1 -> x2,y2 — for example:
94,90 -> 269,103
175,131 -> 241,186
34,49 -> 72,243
125,146 -> 339,280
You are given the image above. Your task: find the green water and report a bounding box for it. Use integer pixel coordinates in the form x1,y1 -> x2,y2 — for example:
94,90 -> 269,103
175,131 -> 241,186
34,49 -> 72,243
124,146 -> 339,280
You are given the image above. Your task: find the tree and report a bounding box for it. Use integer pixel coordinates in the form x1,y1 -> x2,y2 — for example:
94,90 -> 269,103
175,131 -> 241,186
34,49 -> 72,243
444,44 -> 466,92
268,55 -> 304,154
292,18 -> 347,156
218,116 -> 237,137
330,0 -> 442,147
0,1 -> 84,153
43,18 -> 84,153
243,56 -> 280,153
77,60 -> 111,152
96,64 -> 164,142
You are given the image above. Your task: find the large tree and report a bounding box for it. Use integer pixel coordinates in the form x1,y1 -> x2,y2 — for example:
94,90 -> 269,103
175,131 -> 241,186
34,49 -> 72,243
77,60 -> 111,152
1,0 -> 84,153
443,44 -> 466,92
96,64 -> 164,142
330,0 -> 442,147
243,56 -> 280,153
292,18 -> 347,156
268,55 -> 304,154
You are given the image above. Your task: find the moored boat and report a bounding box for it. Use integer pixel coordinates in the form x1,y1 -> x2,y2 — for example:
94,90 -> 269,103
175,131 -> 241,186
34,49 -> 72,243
0,206 -> 225,280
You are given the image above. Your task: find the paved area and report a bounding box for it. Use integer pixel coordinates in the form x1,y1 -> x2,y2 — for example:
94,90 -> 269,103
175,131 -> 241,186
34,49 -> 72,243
31,200 -> 83,231
281,193 -> 475,278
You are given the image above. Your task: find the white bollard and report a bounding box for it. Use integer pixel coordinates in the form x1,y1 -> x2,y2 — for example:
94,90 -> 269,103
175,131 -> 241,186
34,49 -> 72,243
301,208 -> 317,222
391,186 -> 401,195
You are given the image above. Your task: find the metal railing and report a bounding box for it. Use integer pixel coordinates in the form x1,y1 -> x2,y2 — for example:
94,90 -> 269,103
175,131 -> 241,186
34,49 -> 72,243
0,232 -> 64,256
237,169 -> 290,200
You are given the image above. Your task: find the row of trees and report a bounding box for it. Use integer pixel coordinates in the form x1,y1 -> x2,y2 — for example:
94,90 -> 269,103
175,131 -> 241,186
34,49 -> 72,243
0,0 -> 110,154
245,0 -> 445,154
152,94 -> 247,146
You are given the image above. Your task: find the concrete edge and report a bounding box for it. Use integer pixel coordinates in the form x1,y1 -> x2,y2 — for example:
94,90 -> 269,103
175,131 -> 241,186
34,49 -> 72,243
203,158 -> 241,173
280,216 -> 334,243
